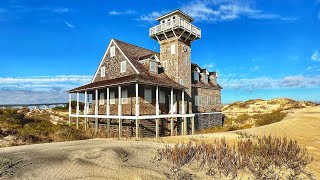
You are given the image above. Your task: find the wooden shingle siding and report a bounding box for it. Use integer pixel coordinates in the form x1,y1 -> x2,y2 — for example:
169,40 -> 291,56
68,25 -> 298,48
93,41 -> 137,82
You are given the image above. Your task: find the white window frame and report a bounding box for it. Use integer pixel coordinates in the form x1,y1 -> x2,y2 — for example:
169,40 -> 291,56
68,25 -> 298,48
195,95 -> 200,106
144,88 -> 152,103
100,66 -> 105,78
110,46 -> 115,57
150,61 -> 157,72
160,90 -> 165,104
207,96 -> 211,106
179,79 -> 184,85
194,72 -> 199,81
204,74 -> 208,83
120,61 -> 126,73
162,60 -> 167,70
99,92 -> 105,105
121,89 -> 128,104
171,44 -> 176,55
110,90 -> 115,104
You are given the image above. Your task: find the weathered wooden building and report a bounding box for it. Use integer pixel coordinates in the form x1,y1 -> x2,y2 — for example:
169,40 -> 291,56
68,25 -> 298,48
68,10 -> 222,138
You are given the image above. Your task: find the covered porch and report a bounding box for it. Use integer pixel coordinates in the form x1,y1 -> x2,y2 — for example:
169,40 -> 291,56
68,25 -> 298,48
68,78 -> 195,138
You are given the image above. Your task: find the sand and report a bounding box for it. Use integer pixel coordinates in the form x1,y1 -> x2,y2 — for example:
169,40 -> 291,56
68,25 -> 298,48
0,106 -> 319,179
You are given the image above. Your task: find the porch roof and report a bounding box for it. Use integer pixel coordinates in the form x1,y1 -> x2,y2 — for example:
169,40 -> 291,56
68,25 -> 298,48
67,74 -> 186,93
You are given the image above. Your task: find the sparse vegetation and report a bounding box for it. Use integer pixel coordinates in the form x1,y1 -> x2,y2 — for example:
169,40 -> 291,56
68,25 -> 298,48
157,135 -> 314,179
254,110 -> 287,126
0,108 -> 98,147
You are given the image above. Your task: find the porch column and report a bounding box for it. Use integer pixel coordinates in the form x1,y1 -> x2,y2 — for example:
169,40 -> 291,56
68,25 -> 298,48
156,86 -> 160,138
156,118 -> 159,138
191,116 -> 195,135
106,88 -> 110,135
118,86 -> 122,138
68,93 -> 71,126
156,86 -> 159,116
84,91 -> 88,131
95,89 -> 98,134
182,90 -> 187,135
170,88 -> 174,136
76,92 -> 79,129
135,83 -> 139,138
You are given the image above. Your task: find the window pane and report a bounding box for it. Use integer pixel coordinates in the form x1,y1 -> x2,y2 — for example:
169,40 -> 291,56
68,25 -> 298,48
144,88 -> 152,103
99,92 -> 105,105
110,91 -> 115,104
150,61 -> 156,72
171,44 -> 175,54
194,73 -> 199,81
120,61 -> 126,73
101,67 -> 105,77
160,90 -> 165,104
110,46 -> 115,57
121,89 -> 128,104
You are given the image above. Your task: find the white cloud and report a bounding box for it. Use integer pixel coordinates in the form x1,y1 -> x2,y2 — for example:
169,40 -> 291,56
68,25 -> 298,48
0,75 -> 91,104
137,11 -> 165,22
64,21 -> 75,28
108,10 -> 136,16
180,0 -> 297,22
311,50 -> 320,61
138,0 -> 297,23
219,75 -> 320,90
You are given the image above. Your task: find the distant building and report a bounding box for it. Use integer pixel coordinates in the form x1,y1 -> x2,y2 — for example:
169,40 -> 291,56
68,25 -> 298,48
68,10 -> 222,138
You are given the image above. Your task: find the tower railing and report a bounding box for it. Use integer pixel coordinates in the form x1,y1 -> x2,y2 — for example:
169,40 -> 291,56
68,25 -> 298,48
149,17 -> 201,39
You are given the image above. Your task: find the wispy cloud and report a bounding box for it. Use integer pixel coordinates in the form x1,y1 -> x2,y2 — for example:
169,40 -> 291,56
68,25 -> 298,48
51,7 -> 70,14
0,75 -> 91,104
137,11 -> 165,22
249,65 -> 260,72
181,0 -> 297,22
108,10 -> 136,16
311,50 -> 320,61
64,21 -> 75,28
220,75 -> 320,90
138,0 -> 297,23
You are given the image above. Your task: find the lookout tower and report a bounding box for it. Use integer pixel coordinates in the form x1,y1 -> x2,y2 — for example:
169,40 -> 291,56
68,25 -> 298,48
149,10 -> 201,113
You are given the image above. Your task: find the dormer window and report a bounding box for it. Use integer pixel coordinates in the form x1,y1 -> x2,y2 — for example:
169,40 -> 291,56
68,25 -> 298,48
150,61 -> 157,72
194,72 -> 199,81
204,74 -> 208,83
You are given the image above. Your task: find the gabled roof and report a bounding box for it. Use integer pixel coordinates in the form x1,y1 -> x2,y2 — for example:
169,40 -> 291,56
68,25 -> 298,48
113,39 -> 160,76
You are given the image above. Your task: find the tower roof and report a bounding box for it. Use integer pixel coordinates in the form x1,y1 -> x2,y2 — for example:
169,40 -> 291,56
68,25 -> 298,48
156,9 -> 194,22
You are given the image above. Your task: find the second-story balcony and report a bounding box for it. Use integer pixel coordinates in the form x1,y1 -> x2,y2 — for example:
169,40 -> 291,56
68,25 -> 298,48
149,17 -> 201,42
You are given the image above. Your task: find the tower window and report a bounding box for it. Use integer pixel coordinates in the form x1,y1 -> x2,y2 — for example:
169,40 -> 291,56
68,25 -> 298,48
180,79 -> 184,85
100,66 -> 105,77
162,60 -> 167,70
110,46 -> 115,57
171,44 -> 176,54
120,61 -> 126,73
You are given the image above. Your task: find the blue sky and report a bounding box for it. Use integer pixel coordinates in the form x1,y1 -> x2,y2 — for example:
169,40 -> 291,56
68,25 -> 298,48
0,0 -> 320,104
